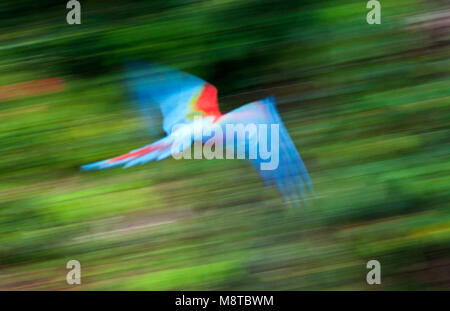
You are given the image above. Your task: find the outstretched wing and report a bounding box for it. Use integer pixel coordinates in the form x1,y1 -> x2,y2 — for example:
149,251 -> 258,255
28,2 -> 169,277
217,96 -> 314,204
125,62 -> 222,135
80,136 -> 178,171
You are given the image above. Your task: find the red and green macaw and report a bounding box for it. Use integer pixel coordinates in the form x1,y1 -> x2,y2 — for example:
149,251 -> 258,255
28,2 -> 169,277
81,62 -> 314,204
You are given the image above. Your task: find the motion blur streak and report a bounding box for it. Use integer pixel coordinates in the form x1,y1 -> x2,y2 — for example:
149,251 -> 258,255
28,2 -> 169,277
0,0 -> 449,290
0,78 -> 65,101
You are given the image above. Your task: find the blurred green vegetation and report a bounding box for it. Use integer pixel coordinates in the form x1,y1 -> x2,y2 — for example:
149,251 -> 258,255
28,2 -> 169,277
0,0 -> 449,289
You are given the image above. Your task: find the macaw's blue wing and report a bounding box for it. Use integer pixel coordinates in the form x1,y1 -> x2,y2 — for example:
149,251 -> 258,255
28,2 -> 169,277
124,63 -> 163,137
217,96 -> 314,205
124,62 -> 222,135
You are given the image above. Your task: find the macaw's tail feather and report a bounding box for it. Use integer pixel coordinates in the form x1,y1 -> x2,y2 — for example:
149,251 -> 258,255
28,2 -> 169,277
80,137 -> 174,171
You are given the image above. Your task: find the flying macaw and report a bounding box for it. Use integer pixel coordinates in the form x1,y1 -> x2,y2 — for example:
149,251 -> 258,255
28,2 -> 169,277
81,62 -> 314,204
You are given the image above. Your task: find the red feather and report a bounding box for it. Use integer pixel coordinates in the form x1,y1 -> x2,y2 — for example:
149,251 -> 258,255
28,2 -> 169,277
195,84 -> 222,120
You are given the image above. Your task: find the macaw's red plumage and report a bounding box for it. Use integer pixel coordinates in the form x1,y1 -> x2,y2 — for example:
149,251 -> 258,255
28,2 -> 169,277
106,142 -> 166,164
194,83 -> 222,120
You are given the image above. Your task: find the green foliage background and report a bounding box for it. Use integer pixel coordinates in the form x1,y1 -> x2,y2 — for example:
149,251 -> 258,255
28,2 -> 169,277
0,0 -> 449,289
